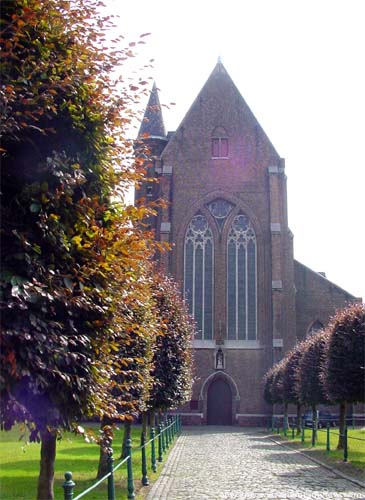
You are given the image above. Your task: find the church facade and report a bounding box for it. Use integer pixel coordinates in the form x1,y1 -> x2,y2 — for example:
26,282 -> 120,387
135,62 -> 359,426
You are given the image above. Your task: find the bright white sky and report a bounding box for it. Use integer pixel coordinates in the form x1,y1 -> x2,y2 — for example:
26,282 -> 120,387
104,0 -> 364,301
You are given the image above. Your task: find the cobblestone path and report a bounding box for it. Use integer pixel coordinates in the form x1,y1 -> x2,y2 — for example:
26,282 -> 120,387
147,427 -> 365,500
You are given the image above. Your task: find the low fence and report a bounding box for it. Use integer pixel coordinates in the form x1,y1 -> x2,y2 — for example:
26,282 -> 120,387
63,415 -> 181,500
267,415 -> 365,463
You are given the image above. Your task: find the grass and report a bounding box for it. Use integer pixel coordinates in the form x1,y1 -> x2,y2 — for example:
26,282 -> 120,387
270,426 -> 365,475
0,423 -> 174,500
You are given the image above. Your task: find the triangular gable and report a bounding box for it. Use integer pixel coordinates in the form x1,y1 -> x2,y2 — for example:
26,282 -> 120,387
162,61 -> 280,160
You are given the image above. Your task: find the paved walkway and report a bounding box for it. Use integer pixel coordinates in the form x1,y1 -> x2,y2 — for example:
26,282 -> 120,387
147,427 -> 365,500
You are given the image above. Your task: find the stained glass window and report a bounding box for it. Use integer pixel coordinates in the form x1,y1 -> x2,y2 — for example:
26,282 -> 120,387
227,214 -> 257,340
184,215 -> 214,340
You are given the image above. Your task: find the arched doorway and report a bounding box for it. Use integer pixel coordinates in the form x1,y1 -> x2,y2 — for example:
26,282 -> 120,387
207,378 -> 232,425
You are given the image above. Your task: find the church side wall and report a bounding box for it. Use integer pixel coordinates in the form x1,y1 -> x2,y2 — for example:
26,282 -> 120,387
294,260 -> 359,340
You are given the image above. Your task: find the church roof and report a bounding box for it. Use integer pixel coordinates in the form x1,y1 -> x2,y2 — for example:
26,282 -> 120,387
162,60 -> 280,159
138,82 -> 166,139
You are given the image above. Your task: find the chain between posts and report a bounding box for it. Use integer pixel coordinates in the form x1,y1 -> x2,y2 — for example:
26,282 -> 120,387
63,414 -> 180,500
271,416 -> 358,464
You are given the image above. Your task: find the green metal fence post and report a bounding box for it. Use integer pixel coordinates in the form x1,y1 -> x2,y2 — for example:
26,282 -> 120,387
179,414 -> 182,433
344,427 -> 348,462
271,415 -> 274,432
291,426 -> 295,439
311,424 -> 316,447
141,432 -> 149,486
107,449 -> 115,500
161,421 -> 166,454
158,424 -> 163,462
150,427 -> 157,473
283,417 -> 287,437
301,425 -> 305,443
165,418 -> 170,448
126,438 -> 135,499
63,472 -> 75,500
277,417 -> 280,434
326,422 -> 330,453
167,417 -> 171,444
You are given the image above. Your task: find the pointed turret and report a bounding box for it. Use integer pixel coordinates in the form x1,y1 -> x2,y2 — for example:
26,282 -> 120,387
138,82 -> 167,140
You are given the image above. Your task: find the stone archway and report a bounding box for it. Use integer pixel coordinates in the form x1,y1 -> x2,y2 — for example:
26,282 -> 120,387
200,371 -> 240,425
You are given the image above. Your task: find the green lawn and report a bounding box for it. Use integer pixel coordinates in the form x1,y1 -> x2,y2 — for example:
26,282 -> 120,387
0,423 -> 171,500
274,426 -> 365,470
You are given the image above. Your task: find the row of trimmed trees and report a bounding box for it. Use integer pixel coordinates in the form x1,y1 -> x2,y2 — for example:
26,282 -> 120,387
0,2 -> 194,499
264,302 -> 365,448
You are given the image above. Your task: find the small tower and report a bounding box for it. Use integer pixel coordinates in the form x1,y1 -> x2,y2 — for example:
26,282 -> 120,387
138,82 -> 167,144
135,83 -> 170,249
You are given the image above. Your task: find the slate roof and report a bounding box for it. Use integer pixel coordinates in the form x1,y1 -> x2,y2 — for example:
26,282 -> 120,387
138,82 -> 166,139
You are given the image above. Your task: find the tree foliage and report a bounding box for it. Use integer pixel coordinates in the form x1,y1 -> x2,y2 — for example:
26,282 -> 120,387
0,0 -> 156,437
296,329 -> 329,407
324,302 -> 365,404
263,359 -> 284,406
281,343 -> 305,406
264,303 -> 364,444
148,272 -> 194,412
0,2 -> 159,497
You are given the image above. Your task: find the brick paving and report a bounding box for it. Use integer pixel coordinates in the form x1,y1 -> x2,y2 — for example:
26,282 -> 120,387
147,427 -> 365,500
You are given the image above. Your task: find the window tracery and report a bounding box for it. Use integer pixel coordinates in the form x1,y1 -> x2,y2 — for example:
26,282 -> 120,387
184,214 -> 214,340
227,214 -> 257,340
207,199 -> 234,232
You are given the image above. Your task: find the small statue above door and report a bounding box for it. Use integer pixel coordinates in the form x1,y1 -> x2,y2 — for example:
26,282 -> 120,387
216,348 -> 224,370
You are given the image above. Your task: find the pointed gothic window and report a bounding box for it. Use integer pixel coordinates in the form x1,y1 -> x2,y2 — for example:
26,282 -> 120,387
211,127 -> 229,159
307,320 -> 323,336
227,214 -> 257,340
184,214 -> 214,340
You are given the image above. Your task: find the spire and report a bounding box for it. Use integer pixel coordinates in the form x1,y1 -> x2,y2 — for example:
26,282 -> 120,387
138,82 -> 166,139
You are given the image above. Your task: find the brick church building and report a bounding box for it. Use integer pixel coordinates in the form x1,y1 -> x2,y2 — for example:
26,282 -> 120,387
135,61 -> 360,426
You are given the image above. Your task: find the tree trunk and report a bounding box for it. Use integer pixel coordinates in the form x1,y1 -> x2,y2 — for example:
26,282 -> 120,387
97,420 -> 114,479
97,442 -> 109,480
121,420 -> 132,459
284,402 -> 289,431
337,401 -> 347,449
142,412 -> 147,436
296,403 -> 302,435
311,403 -> 317,446
149,408 -> 156,428
37,429 -> 57,500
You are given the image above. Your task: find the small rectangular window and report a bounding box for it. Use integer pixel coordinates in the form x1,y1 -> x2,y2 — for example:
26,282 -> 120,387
221,138 -> 228,157
211,138 -> 220,158
211,138 -> 229,158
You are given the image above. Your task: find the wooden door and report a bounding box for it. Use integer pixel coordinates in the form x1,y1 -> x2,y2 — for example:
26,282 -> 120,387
207,378 -> 232,425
